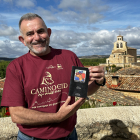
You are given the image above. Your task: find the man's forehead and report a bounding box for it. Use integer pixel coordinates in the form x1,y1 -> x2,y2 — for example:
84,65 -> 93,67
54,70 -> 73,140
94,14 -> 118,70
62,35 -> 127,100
20,18 -> 46,30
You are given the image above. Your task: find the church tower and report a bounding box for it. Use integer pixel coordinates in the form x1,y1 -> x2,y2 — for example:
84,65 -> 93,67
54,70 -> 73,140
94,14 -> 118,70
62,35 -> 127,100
117,35 -> 123,41
106,35 -> 137,66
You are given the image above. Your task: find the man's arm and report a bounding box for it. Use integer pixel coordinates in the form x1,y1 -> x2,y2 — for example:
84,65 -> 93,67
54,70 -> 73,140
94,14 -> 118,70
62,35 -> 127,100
87,66 -> 105,96
9,96 -> 85,126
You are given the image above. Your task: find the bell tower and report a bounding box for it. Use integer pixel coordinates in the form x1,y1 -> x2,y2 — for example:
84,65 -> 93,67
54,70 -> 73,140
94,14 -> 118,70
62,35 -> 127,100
117,35 -> 123,41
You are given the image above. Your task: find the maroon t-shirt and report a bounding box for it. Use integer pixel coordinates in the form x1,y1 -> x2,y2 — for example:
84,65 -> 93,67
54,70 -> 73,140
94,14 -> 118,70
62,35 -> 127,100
1,47 -> 84,139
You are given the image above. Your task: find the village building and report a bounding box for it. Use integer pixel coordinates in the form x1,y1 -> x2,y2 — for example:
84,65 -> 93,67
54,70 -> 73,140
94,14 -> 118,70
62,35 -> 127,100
106,35 -> 137,67
99,35 -> 140,98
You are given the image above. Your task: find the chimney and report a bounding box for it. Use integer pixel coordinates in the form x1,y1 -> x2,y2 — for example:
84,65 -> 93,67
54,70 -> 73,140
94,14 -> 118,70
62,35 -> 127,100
112,76 -> 119,85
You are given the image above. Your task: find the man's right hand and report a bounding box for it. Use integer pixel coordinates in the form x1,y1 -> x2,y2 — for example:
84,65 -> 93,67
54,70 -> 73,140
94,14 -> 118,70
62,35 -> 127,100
56,96 -> 85,122
9,96 -> 85,126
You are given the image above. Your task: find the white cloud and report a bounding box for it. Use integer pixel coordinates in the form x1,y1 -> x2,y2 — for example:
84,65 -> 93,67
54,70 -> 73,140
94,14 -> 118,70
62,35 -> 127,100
57,0 -> 109,24
88,13 -> 104,24
50,27 -> 140,56
0,40 -> 28,58
8,35 -> 19,41
35,7 -> 59,23
0,0 -> 140,57
58,0 -> 109,12
58,0 -> 89,10
50,29 -> 114,56
0,24 -> 18,36
16,0 -> 36,8
0,13 -> 21,20
0,27 -> 140,58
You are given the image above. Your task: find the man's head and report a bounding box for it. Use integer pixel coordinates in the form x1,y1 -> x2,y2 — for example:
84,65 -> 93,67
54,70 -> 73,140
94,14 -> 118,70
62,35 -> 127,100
19,13 -> 51,56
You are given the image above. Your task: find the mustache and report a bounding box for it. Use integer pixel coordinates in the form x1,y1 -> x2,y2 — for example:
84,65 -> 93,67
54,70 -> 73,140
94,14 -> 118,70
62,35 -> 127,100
31,39 -> 46,45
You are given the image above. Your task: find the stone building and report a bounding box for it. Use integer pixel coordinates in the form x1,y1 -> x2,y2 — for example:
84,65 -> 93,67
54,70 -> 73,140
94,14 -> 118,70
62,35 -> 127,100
106,35 -> 137,67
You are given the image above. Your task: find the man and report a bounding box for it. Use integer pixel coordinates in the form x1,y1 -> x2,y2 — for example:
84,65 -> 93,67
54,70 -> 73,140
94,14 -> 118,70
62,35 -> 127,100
1,13 -> 105,140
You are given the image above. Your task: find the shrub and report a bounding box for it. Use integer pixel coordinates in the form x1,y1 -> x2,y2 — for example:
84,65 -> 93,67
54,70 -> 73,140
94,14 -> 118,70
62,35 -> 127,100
0,90 -> 10,117
80,101 -> 93,109
0,61 -> 11,79
0,107 -> 10,118
80,58 -> 106,66
111,64 -> 116,68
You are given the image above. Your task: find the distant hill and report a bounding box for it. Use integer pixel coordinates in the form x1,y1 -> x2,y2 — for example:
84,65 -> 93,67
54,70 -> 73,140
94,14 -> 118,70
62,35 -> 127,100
78,55 -> 110,59
79,54 -> 140,59
0,57 -> 15,61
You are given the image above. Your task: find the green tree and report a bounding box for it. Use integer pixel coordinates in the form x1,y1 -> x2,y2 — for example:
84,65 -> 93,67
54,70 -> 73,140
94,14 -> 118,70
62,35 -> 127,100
80,58 -> 106,66
0,61 -> 11,79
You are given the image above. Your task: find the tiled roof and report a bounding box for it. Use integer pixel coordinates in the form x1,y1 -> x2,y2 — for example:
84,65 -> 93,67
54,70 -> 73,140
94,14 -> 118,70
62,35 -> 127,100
127,46 -> 136,50
125,55 -> 134,57
114,67 -> 140,75
90,85 -> 140,107
106,68 -> 140,91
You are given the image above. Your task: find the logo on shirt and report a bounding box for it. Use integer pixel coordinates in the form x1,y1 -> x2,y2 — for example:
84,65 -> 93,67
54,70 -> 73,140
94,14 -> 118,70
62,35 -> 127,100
46,64 -> 63,70
57,64 -> 63,70
30,68 -> 68,109
31,92 -> 68,109
31,71 -> 68,98
46,65 -> 56,69
41,72 -> 54,85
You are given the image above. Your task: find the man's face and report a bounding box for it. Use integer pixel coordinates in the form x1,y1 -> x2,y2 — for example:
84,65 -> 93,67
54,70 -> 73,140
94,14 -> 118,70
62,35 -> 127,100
19,17 -> 51,56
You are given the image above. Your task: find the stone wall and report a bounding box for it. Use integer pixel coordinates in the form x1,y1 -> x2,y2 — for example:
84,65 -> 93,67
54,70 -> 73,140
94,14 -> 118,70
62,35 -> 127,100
127,49 -> 137,62
100,63 -> 130,67
100,62 -> 140,68
0,106 -> 140,140
131,62 -> 140,68
76,106 -> 140,140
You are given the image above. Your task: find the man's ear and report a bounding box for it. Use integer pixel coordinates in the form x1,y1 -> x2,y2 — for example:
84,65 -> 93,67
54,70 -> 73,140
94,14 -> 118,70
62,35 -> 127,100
19,36 -> 26,46
47,28 -> 51,37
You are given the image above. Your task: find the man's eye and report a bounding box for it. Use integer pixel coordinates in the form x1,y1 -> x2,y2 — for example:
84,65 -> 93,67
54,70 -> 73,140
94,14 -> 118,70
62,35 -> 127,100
27,33 -> 32,36
38,30 -> 45,34
27,32 -> 33,36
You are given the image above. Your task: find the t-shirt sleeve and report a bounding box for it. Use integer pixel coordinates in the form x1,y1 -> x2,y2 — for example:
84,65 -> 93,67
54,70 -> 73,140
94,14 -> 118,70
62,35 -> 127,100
1,63 -> 26,107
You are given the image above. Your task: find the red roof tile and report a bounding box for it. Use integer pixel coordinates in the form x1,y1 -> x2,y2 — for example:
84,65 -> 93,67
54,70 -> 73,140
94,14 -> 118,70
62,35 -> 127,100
106,68 -> 140,92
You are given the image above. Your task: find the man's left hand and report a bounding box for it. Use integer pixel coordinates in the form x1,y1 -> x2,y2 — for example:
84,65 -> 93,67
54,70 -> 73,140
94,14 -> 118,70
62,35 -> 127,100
88,66 -> 105,85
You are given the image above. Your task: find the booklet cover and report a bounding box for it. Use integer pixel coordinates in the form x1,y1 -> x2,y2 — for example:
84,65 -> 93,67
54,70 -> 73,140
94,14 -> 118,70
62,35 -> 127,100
69,66 -> 89,98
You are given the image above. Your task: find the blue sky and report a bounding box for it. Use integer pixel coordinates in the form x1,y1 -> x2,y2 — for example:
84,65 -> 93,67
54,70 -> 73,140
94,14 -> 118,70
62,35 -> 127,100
0,0 -> 140,58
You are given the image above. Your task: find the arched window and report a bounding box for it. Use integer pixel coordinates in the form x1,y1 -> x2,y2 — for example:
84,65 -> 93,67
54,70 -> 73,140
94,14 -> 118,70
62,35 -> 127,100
120,43 -> 123,48
117,43 -> 119,48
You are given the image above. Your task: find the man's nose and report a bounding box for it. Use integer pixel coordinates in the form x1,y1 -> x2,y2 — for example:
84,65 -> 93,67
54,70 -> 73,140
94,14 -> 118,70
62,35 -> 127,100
34,33 -> 41,40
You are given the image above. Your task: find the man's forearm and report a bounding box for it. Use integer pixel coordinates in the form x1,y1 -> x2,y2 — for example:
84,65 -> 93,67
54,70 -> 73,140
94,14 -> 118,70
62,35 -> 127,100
10,106 -> 59,126
87,81 -> 100,96
9,97 -> 85,126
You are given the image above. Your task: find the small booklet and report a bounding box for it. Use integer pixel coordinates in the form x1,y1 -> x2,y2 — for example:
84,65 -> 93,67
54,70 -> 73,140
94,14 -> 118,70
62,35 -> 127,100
69,66 -> 89,98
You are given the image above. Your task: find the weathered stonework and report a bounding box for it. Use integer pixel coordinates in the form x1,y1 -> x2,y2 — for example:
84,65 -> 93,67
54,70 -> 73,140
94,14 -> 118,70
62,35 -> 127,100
76,107 -> 140,140
1,107 -> 140,140
106,35 -> 137,67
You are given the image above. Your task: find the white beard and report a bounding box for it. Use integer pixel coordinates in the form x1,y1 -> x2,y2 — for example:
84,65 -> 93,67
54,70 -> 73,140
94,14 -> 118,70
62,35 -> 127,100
25,38 -> 50,56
